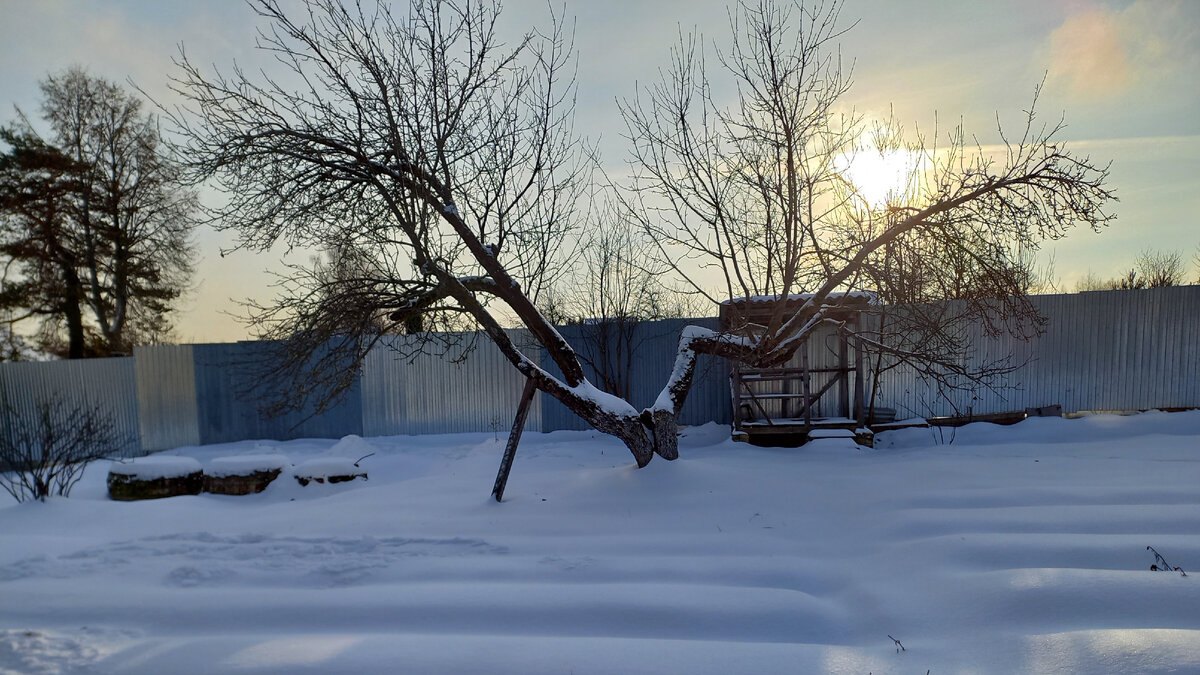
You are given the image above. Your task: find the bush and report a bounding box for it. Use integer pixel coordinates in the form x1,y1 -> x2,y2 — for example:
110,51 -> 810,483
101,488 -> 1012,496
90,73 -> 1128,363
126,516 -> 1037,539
0,398 -> 124,503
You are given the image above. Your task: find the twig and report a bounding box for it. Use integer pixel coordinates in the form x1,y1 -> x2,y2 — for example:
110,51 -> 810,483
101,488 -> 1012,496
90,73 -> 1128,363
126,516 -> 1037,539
1147,546 -> 1187,576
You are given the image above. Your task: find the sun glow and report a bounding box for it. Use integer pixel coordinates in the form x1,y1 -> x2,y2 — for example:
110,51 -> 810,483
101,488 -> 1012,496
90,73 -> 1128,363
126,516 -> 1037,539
836,148 -> 923,208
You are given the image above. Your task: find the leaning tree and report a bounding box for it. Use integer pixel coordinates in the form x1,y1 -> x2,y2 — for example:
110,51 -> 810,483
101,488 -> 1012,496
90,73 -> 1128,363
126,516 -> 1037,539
171,0 -> 1112,467
621,0 -> 1114,423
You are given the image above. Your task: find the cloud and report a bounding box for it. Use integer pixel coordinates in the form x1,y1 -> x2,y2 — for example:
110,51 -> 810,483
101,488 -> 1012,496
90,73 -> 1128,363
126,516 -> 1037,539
1044,0 -> 1200,102
1045,7 -> 1132,99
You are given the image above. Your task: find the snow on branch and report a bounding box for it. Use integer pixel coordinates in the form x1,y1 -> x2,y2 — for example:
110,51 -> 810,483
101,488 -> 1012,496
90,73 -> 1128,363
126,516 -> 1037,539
652,326 -> 752,414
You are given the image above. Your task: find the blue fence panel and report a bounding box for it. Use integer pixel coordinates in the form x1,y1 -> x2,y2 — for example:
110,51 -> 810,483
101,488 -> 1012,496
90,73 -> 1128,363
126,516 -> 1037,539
539,317 -> 730,431
869,286 -> 1200,417
192,342 -> 363,444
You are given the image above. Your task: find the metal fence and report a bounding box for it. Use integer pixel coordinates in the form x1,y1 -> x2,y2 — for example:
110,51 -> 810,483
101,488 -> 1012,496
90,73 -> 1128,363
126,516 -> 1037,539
868,286 -> 1200,418
2,287 -> 1198,454
362,330 -> 542,436
541,318 -> 732,431
0,356 -> 142,456
191,342 -> 365,445
134,344 -> 199,451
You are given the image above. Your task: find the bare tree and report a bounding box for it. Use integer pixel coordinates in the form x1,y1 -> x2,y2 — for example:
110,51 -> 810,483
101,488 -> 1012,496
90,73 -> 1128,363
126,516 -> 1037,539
0,319 -> 40,362
0,397 -> 123,503
619,0 -> 1112,449
39,68 -> 198,354
1,68 -> 198,357
1133,249 -> 1184,288
1074,271 -> 1110,292
1076,248 -> 1184,291
170,0 -> 673,462
172,0 -> 1111,468
544,206 -> 705,399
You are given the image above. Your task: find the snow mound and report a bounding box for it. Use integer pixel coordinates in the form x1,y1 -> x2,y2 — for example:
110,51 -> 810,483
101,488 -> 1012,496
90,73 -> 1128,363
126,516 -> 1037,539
807,428 -> 855,439
108,456 -> 202,480
878,409 -> 1200,449
324,435 -> 378,460
293,457 -> 367,480
206,455 -> 290,478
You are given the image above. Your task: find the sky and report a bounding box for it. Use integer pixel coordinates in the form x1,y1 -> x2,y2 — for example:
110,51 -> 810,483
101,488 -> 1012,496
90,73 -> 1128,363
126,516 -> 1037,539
1,0 -> 1197,344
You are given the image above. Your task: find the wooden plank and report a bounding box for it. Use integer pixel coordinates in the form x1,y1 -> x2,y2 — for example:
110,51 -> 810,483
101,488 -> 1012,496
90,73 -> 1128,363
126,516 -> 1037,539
739,366 -> 850,379
491,378 -> 538,503
801,338 -> 812,428
838,329 -> 849,418
854,314 -> 866,425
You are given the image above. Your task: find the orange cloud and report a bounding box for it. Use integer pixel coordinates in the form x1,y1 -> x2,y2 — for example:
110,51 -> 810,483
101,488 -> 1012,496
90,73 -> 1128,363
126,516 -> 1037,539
1044,0 -> 1199,102
1045,7 -> 1132,99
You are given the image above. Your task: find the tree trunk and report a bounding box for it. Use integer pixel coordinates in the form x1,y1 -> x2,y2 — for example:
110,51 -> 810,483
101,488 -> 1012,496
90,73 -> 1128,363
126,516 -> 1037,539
63,294 -> 85,359
588,410 -> 655,467
52,246 -> 87,359
649,409 -> 679,460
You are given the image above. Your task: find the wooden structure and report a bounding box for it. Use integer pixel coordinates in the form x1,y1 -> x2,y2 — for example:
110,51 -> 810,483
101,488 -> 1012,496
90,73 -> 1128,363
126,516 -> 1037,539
720,293 -> 875,446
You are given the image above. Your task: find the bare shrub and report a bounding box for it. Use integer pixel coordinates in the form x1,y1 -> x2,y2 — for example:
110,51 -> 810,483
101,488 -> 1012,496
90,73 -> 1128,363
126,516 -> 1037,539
0,398 -> 123,502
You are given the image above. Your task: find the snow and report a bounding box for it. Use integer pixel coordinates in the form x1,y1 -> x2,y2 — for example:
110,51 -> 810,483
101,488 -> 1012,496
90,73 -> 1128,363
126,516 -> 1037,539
107,456 -> 202,480
653,326 -> 750,412
807,427 -> 855,439
570,379 -> 640,418
206,455 -> 290,478
323,434 -> 378,460
293,457 -> 367,480
722,290 -> 879,305
3,411 -> 1200,674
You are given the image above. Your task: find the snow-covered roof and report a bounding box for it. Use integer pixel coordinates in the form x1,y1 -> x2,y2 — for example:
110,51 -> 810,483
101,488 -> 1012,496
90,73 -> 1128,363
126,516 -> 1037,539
721,291 -> 879,306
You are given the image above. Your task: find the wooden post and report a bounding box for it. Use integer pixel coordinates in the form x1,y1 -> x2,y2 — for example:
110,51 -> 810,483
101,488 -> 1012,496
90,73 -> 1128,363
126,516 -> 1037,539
731,359 -> 743,429
838,329 -> 850,419
491,378 -> 538,502
853,313 -> 866,426
801,338 -> 812,430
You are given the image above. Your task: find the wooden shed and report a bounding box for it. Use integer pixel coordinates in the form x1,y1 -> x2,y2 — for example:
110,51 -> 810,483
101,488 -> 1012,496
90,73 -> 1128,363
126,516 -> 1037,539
719,292 -> 876,446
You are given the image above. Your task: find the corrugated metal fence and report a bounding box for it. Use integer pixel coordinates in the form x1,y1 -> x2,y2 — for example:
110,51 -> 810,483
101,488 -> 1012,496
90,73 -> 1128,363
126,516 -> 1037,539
362,330 -> 542,436
1,287 -> 1198,454
0,357 -> 142,456
541,318 -> 731,431
868,286 -> 1200,418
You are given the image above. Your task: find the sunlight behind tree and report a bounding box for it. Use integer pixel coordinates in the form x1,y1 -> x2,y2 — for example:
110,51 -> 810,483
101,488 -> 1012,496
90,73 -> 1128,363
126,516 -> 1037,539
835,145 -> 924,208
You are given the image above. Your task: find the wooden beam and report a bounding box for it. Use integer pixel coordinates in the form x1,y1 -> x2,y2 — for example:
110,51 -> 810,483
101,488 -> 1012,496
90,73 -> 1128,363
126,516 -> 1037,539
853,314 -> 866,425
491,378 -> 538,502
838,330 -> 849,418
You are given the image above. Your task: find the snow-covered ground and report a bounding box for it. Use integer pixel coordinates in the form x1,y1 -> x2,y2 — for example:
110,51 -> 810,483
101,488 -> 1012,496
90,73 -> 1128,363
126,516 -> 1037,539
2,411 -> 1199,674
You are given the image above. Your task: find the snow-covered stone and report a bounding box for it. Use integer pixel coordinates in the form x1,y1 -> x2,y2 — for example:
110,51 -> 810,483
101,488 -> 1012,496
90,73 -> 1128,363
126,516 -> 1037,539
205,454 -> 290,478
108,456 -> 202,480
107,456 -> 203,501
203,454 -> 290,495
293,457 -> 367,486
